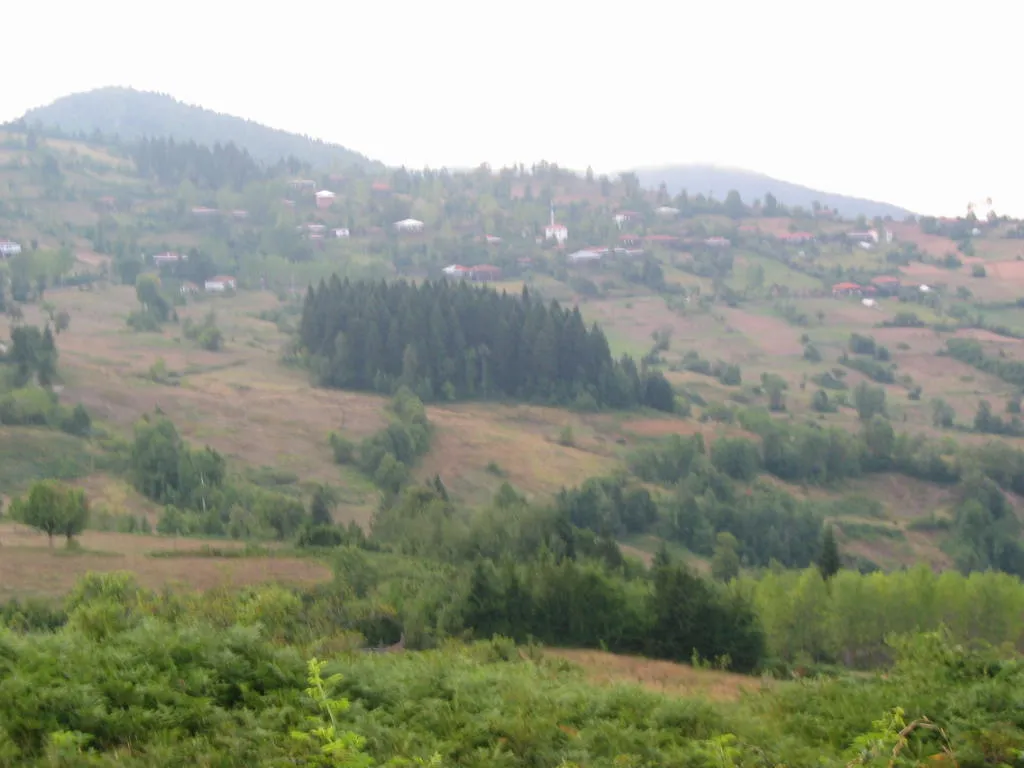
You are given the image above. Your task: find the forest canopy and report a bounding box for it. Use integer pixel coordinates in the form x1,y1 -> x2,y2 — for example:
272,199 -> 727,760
299,277 -> 676,410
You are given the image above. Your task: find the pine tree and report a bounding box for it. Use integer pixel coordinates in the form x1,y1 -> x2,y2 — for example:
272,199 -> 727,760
817,525 -> 841,580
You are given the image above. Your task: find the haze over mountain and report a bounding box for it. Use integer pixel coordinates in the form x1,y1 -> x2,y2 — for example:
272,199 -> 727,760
20,87 -> 380,172
633,165 -> 914,220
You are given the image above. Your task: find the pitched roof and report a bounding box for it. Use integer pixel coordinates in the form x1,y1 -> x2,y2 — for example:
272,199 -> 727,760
832,282 -> 861,290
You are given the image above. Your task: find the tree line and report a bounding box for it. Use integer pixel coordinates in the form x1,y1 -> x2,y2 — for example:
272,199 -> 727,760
299,277 -> 676,410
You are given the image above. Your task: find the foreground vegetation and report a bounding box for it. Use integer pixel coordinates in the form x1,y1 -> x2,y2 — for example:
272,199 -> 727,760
1,569 -> 1022,766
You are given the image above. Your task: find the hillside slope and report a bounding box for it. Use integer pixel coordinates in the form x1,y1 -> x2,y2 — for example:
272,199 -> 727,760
21,87 -> 380,171
633,164 -> 914,219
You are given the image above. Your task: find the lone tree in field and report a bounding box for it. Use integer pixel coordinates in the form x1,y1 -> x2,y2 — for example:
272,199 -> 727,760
10,480 -> 89,547
817,525 -> 841,581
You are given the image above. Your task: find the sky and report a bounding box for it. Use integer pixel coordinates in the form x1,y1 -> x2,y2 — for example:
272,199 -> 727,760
4,0 -> 1021,216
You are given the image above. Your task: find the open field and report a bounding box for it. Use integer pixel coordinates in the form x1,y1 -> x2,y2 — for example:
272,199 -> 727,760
546,648 -> 768,702
0,523 -> 331,598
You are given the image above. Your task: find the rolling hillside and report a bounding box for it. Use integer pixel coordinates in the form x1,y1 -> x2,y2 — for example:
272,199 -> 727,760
20,87 -> 380,171
633,164 -> 915,219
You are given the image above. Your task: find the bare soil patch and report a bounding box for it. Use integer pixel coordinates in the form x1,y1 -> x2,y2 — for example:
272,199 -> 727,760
547,649 -> 766,702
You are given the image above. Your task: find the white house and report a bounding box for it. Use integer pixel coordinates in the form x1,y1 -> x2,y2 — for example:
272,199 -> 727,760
443,264 -> 469,277
180,281 -> 201,295
485,234 -> 502,244
704,237 -> 730,248
544,204 -> 568,244
205,275 -> 237,292
655,206 -> 680,217
394,218 -> 425,233
544,223 -> 568,243
0,240 -> 23,257
334,228 -> 350,238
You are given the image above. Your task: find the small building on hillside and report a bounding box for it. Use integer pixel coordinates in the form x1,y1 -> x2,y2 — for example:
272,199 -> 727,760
568,249 -> 603,265
544,223 -> 568,244
334,228 -> 350,238
704,236 -> 731,248
231,210 -> 249,220
289,179 -> 316,191
466,264 -> 502,282
613,210 -> 643,228
831,282 -> 862,297
0,240 -> 23,257
846,230 -> 879,244
620,233 -> 642,247
180,281 -> 201,295
152,251 -> 186,266
192,206 -> 219,216
484,234 -> 502,244
315,190 -> 336,209
655,206 -> 680,217
394,218 -> 425,233
205,275 -> 237,293
443,264 -> 468,277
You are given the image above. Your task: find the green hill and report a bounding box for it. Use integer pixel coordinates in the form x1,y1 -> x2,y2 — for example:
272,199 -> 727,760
20,86 -> 380,171
633,163 -> 915,219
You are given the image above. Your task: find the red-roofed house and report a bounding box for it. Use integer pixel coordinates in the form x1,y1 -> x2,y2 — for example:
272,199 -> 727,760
315,190 -> 336,209
831,282 -> 862,297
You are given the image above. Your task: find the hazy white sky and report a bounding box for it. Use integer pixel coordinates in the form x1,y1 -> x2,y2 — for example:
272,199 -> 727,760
4,0 -> 1021,216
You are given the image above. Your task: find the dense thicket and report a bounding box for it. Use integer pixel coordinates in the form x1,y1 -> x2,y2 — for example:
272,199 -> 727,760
628,409 -> 1024,576
367,482 -> 765,670
299,277 -> 675,410
132,137 -> 266,190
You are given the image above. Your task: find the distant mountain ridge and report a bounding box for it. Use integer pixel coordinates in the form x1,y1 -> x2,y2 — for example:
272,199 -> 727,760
632,164 -> 915,220
21,87 -> 381,172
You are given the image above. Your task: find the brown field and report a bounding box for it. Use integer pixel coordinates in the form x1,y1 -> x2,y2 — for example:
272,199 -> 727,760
0,523 -> 331,598
720,308 -> 805,357
418,404 -> 622,504
546,648 -> 767,702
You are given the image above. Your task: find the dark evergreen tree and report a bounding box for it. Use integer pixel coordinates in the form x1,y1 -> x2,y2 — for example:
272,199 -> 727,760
817,525 -> 841,580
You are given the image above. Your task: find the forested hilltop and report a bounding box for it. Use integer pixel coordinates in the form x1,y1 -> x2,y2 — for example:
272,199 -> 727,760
299,277 -> 675,410
20,87 -> 379,171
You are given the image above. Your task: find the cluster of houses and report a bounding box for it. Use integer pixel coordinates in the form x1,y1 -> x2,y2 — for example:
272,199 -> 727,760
151,252 -> 236,294
179,276 -> 238,294
0,239 -> 22,258
831,275 -> 930,299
